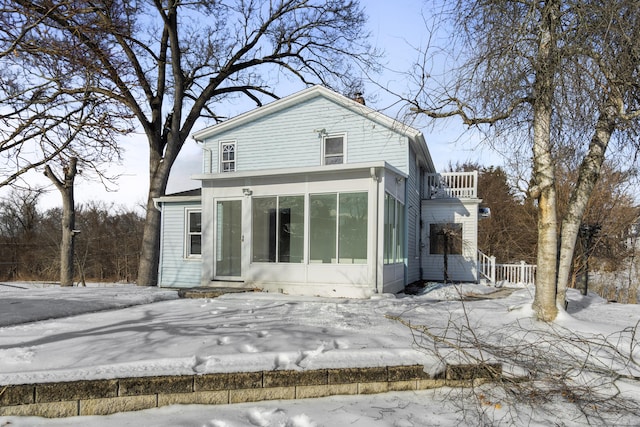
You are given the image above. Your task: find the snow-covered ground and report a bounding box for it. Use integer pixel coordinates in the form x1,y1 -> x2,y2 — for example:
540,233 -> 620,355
1,281 -> 639,426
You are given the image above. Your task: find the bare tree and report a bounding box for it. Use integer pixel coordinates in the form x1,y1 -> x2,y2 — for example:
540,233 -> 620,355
0,44 -> 129,188
406,0 -> 640,321
0,187 -> 45,279
44,157 -> 77,286
0,0 -> 378,286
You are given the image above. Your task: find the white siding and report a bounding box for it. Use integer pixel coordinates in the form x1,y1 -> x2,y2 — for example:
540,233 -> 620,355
406,149 -> 422,285
421,199 -> 479,282
158,201 -> 201,288
203,97 -> 408,175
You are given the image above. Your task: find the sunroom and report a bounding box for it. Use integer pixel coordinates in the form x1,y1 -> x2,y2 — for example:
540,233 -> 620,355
190,161 -> 407,298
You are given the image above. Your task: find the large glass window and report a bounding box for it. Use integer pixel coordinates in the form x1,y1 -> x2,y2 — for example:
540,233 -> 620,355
396,202 -> 405,262
279,196 -> 305,262
310,192 -> 368,264
310,194 -> 337,263
384,194 -> 405,264
252,196 -> 304,263
252,197 -> 277,262
186,210 -> 201,257
338,192 -> 368,263
384,194 -> 395,264
430,223 -> 463,255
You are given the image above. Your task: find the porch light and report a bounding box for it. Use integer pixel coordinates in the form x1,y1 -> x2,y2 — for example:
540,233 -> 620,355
242,188 -> 252,196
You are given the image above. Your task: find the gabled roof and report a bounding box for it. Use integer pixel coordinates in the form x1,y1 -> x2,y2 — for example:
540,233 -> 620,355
192,85 -> 435,171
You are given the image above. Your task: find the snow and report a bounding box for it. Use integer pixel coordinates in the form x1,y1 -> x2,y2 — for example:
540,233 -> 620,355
1,281 -> 639,426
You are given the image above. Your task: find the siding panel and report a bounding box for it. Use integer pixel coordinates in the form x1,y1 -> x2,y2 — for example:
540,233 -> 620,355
159,202 -> 201,287
421,199 -> 478,282
203,97 -> 408,175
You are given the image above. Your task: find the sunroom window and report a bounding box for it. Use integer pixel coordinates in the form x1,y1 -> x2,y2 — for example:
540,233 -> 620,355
309,192 -> 368,264
252,196 -> 305,263
384,194 -> 405,264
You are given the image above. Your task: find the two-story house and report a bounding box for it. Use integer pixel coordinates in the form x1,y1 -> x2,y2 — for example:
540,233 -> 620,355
154,86 -> 481,297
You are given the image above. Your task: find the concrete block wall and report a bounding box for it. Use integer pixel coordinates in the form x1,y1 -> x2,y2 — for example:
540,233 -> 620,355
0,364 -> 502,418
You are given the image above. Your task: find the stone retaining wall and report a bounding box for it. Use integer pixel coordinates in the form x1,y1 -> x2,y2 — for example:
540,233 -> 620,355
0,363 -> 501,418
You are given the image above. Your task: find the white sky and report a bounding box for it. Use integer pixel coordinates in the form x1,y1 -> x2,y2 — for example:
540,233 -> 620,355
2,1 -> 502,212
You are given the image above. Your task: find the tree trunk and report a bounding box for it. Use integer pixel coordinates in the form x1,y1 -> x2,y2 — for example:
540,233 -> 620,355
556,106 -> 616,308
531,0 -> 560,322
44,157 -> 78,287
136,138 -> 174,286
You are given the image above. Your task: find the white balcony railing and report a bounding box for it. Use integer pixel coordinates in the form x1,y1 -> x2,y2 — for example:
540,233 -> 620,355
424,171 -> 478,199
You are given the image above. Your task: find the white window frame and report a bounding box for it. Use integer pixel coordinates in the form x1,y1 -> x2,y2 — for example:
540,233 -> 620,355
220,140 -> 236,172
185,208 -> 202,258
322,133 -> 346,165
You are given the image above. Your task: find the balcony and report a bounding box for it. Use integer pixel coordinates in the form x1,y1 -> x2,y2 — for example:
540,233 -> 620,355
424,171 -> 478,199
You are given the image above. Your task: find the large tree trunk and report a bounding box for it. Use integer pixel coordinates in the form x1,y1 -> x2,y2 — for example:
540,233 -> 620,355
531,0 -> 560,322
136,135 -> 175,286
556,105 -> 616,308
44,157 -> 78,287
136,193 -> 163,286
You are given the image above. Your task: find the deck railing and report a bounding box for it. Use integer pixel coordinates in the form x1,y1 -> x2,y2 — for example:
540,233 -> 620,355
425,171 -> 478,199
478,250 -> 536,286
478,251 -> 496,284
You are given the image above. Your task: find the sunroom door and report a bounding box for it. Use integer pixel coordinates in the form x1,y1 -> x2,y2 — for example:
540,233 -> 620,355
215,199 -> 242,279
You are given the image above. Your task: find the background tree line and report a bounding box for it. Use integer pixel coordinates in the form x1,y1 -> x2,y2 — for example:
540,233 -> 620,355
0,189 -> 143,283
469,161 -> 639,303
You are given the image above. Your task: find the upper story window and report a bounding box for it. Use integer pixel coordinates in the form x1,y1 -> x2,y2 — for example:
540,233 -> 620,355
323,134 -> 345,165
186,210 -> 202,257
220,141 -> 236,172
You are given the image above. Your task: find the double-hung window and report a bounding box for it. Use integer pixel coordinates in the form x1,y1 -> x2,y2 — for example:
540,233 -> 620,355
220,141 -> 236,172
323,134 -> 345,165
186,210 -> 202,257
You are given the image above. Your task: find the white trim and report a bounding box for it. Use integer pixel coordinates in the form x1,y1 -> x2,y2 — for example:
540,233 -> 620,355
154,195 -> 201,204
193,161 -> 407,182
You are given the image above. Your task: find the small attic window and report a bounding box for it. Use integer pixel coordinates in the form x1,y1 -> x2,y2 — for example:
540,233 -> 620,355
323,134 -> 345,165
220,141 -> 236,172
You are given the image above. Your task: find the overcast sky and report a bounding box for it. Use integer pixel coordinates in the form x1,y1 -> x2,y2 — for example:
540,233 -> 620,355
5,0 -> 501,212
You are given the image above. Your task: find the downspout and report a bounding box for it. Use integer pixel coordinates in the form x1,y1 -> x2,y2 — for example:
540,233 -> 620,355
154,199 -> 164,287
193,135 -> 212,174
404,174 -> 409,289
419,167 -> 424,280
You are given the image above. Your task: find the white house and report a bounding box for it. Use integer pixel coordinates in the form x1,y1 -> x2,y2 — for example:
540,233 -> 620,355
154,86 -> 481,297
